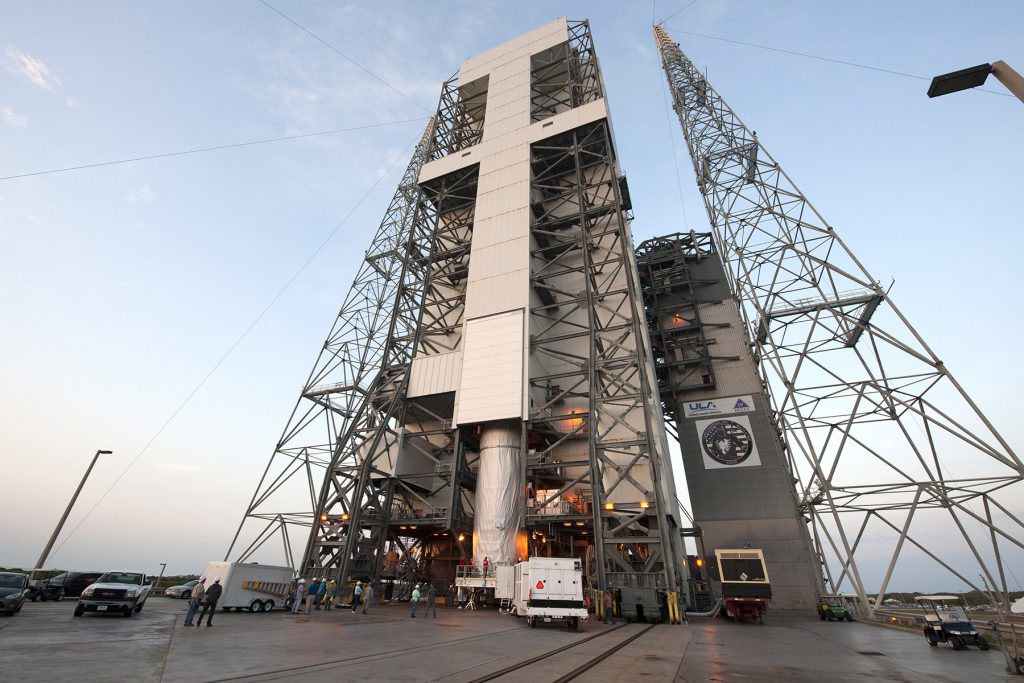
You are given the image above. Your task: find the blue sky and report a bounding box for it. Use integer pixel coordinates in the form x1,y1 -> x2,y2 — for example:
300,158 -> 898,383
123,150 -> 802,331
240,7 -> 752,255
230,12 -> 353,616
2,1 -> 1022,591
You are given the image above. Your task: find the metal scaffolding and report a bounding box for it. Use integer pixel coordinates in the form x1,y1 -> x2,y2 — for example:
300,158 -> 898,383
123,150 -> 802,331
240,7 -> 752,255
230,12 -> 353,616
654,25 -> 1024,614
527,119 -> 685,590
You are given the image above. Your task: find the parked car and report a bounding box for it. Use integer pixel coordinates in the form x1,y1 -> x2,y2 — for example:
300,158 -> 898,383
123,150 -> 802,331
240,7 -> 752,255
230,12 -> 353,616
163,580 -> 200,599
75,571 -> 151,617
0,573 -> 29,616
41,571 -> 103,601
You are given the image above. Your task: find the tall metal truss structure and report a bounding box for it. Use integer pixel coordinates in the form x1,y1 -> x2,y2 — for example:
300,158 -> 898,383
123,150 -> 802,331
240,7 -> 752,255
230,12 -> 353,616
226,118 -> 437,569
655,25 -> 1024,613
230,20 -> 688,597
527,119 -> 684,590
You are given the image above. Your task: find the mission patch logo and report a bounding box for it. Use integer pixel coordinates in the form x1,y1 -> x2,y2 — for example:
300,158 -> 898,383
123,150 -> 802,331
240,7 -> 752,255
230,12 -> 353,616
695,415 -> 762,469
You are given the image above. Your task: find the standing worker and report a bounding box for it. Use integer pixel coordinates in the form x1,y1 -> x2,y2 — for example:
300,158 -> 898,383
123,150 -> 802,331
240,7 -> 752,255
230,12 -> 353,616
183,576 -> 206,626
350,581 -> 363,612
603,589 -> 614,625
325,580 -> 336,611
291,578 -> 306,615
410,584 -> 421,618
482,557 -> 490,577
361,582 -> 374,614
424,584 -> 438,619
306,578 -> 320,615
315,578 -> 327,610
196,577 -> 223,628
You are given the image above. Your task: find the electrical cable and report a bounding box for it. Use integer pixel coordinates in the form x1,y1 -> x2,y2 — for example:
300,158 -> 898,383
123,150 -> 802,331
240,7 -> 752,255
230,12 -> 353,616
658,0 -> 701,26
47,134 -> 420,561
259,0 -> 432,113
666,28 -> 1014,97
659,70 -> 690,227
0,117 -> 427,181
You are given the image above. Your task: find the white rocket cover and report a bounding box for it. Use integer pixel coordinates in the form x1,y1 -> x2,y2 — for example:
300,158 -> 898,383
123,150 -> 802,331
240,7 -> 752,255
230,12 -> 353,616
472,424 -> 523,566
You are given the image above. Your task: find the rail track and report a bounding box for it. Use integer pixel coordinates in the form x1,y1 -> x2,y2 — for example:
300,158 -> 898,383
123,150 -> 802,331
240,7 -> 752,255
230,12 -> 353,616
466,622 -> 658,683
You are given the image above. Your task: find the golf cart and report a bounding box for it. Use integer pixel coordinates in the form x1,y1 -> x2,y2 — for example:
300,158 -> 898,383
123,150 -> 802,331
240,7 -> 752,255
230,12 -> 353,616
916,595 -> 989,650
817,594 -> 854,622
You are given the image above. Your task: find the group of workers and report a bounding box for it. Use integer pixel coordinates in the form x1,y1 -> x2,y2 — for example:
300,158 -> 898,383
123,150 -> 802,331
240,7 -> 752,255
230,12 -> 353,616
290,577 -> 374,615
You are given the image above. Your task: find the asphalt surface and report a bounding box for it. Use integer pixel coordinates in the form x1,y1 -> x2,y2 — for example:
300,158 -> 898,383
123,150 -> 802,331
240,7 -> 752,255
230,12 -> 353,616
0,598 -> 1017,682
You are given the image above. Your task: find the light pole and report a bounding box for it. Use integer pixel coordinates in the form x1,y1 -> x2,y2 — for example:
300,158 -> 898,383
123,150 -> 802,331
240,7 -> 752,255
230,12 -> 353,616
34,449 -> 112,572
155,563 -> 167,591
927,60 -> 1024,103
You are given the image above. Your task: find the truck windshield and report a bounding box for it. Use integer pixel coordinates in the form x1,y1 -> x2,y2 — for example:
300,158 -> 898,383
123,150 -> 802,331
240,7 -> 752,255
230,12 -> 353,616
97,572 -> 143,585
0,575 -> 27,588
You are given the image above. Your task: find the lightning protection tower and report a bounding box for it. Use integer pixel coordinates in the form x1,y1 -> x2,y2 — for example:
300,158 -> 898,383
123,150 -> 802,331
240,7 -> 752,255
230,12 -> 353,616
654,25 -> 1024,615
231,19 -> 688,599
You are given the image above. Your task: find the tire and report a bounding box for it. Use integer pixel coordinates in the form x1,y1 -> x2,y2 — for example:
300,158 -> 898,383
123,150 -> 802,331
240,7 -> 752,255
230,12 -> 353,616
261,600 -> 274,613
222,606 -> 231,612
924,629 -> 937,646
74,605 -> 84,617
528,617 -> 536,628
976,635 -> 990,651
950,635 -> 964,650
248,600 -> 262,613
135,600 -> 145,613
55,589 -> 64,602
845,614 -> 853,622
123,607 -> 133,618
819,613 -> 826,621
182,590 -> 191,601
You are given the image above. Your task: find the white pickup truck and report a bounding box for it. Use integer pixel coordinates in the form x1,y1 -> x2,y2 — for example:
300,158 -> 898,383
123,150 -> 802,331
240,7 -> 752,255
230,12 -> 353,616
74,571 -> 151,617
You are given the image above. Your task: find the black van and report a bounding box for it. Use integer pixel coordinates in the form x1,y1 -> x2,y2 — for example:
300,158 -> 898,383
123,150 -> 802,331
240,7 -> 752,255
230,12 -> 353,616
42,571 -> 103,601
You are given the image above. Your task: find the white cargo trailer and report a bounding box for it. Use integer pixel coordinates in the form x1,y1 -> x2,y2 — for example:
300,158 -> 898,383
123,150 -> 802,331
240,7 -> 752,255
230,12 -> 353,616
201,562 -> 293,613
503,557 -> 588,630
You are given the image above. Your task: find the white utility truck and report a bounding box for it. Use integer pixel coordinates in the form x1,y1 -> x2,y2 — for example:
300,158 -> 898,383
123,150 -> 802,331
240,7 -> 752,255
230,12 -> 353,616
201,561 -> 293,613
499,557 -> 588,630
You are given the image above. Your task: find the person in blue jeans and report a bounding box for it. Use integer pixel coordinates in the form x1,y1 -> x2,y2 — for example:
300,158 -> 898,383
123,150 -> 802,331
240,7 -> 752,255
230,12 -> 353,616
410,585 -> 421,617
423,584 -> 438,619
183,576 -> 206,626
603,590 -> 614,624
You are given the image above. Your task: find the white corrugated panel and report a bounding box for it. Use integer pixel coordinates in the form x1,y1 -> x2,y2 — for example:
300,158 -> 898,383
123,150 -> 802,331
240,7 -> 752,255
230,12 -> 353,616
464,270 -> 529,320
460,19 -> 567,84
408,350 -> 463,398
456,309 -> 525,425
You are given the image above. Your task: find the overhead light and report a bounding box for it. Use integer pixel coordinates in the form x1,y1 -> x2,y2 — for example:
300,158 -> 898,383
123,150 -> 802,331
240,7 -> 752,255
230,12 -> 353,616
320,514 -> 328,522
640,501 -> 650,509
410,525 -> 417,529
604,502 -> 614,510
927,63 -> 992,98
581,531 -> 588,535
563,522 -> 572,527
575,522 -> 585,526
458,533 -> 465,542
400,526 -> 408,530
341,513 -> 349,521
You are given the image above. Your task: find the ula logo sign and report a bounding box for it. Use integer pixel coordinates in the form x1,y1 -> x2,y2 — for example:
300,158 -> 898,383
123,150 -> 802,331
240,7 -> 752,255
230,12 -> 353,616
683,395 -> 756,418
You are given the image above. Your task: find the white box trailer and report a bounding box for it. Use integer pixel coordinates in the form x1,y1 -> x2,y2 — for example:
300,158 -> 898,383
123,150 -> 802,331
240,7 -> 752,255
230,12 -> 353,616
201,562 -> 293,613
506,557 -> 588,630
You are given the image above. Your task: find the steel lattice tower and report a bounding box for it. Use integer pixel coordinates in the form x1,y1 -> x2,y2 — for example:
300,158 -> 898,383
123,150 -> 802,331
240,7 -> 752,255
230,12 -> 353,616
655,25 -> 1024,613
231,20 -> 687,599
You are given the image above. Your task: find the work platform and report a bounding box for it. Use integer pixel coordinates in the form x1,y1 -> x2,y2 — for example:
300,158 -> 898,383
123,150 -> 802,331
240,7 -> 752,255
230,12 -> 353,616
1,597 -> 1016,682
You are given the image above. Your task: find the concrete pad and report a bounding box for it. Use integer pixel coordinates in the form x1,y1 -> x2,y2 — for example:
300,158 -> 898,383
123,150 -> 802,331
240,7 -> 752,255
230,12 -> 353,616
0,599 -> 1016,682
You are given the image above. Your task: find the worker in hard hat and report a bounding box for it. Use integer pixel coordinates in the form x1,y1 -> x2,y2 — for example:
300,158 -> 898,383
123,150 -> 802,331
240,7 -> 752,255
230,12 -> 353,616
183,575 -> 206,626
291,577 -> 306,615
196,577 -> 222,628
410,584 -> 422,618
